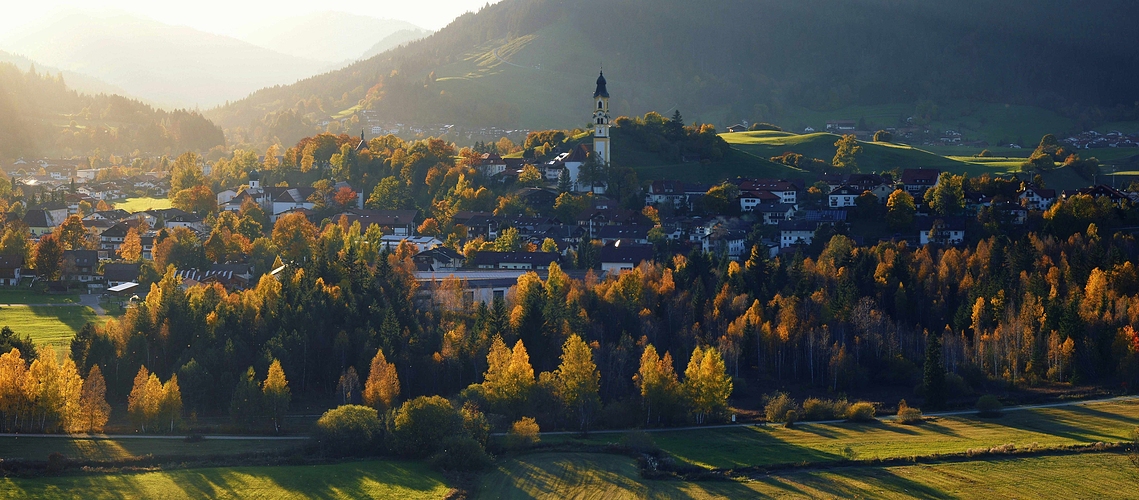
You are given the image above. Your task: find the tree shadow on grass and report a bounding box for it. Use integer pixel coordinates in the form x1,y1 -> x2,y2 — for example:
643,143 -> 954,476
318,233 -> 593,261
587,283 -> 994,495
986,404 -> 1139,444
759,465 -> 955,499
165,460 -> 447,499
659,426 -> 844,469
915,420 -> 965,438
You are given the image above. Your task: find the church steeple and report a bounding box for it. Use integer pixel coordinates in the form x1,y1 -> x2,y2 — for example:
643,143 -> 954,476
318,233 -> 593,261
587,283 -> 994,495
591,70 -> 611,171
593,70 -> 609,98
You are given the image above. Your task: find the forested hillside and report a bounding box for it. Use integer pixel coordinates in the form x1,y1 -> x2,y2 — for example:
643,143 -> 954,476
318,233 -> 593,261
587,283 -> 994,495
0,63 -> 224,159
209,0 -> 1139,147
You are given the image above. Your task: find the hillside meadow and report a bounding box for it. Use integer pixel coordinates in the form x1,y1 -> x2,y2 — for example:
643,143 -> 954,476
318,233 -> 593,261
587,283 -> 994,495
0,460 -> 450,500
480,452 -> 1139,499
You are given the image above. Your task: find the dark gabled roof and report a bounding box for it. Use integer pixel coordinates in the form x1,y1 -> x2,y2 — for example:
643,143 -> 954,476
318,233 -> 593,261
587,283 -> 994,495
92,209 -> 130,221
0,255 -> 24,269
738,178 -> 798,192
101,223 -> 130,238
270,187 -> 317,204
564,143 -> 591,163
23,209 -> 52,227
599,241 -> 654,265
901,168 -> 941,185
63,250 -> 99,266
166,213 -> 203,223
829,185 -> 865,196
778,220 -> 820,232
755,203 -> 795,213
338,209 -> 419,228
452,211 -> 497,226
593,71 -> 609,98
102,262 -> 140,282
472,251 -> 561,267
596,224 -> 652,240
917,216 -> 967,231
504,158 -> 529,169
1021,186 -> 1056,199
415,247 -> 463,262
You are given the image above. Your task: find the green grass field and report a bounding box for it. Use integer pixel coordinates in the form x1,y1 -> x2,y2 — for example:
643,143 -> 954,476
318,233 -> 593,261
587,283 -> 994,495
0,289 -> 79,304
0,305 -> 101,355
0,460 -> 450,500
0,436 -> 304,462
544,399 -> 1139,470
480,451 -> 1139,499
114,196 -> 171,213
719,131 -> 1103,191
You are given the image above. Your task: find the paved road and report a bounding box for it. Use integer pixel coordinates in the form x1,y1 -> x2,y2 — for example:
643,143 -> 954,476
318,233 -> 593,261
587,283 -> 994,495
79,293 -> 107,316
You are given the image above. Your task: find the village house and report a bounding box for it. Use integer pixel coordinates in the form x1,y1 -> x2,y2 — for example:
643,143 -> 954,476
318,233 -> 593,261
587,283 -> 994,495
1018,186 -> 1057,210
471,251 -> 561,270
779,220 -> 818,248
918,217 -> 966,246
598,240 -> 654,273
901,169 -> 941,198
0,255 -> 23,286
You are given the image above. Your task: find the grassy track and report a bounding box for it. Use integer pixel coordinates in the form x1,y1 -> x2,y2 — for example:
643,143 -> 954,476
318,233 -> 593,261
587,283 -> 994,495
480,452 -> 1139,499
544,399 -> 1139,469
114,196 -> 171,213
0,436 -> 304,461
0,305 -> 101,356
0,460 -> 450,500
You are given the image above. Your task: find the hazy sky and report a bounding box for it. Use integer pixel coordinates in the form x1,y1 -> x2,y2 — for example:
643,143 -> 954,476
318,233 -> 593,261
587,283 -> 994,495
2,0 -> 502,37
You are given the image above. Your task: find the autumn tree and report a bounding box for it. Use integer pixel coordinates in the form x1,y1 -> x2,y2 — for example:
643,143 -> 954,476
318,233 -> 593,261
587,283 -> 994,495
54,214 -> 89,250
272,212 -> 318,262
635,344 -> 680,425
832,134 -> 862,171
924,172 -> 966,216
119,227 -> 142,261
127,366 -> 162,432
682,346 -> 733,424
172,185 -> 216,215
33,233 -> 63,280
923,331 -> 946,409
482,336 -> 534,415
0,225 -> 32,261
159,374 -> 183,433
170,152 -> 206,195
230,366 -> 261,430
518,164 -> 543,187
262,359 -> 291,433
554,334 -> 600,431
366,177 -> 409,210
0,348 -> 29,431
363,349 -> 400,413
886,189 -> 916,229
336,367 -> 361,405
78,365 -> 110,433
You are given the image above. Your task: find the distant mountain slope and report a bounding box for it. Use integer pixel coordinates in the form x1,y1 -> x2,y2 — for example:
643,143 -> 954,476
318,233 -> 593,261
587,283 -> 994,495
208,0 -> 1139,147
236,12 -> 425,64
0,51 -> 135,100
358,28 -> 432,61
0,62 -> 224,160
0,12 -> 330,109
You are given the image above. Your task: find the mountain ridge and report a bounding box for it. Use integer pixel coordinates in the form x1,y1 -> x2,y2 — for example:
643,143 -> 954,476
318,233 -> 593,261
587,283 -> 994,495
1,11 -> 332,109
208,0 -> 1139,148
